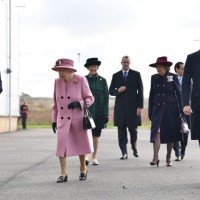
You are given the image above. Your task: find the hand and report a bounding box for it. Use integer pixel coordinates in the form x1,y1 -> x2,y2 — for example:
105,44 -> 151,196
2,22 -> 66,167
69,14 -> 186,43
68,101 -> 81,109
103,116 -> 109,124
137,108 -> 143,116
118,86 -> 126,93
52,122 -> 57,133
183,105 -> 193,115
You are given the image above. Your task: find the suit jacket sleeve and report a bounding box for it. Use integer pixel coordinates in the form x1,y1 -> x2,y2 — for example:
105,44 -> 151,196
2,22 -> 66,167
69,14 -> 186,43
109,74 -> 118,96
136,72 -> 144,108
182,55 -> 192,106
0,72 -> 2,94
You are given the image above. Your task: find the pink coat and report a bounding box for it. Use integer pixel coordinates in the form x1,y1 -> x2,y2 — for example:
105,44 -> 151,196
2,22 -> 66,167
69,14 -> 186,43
52,74 -> 94,157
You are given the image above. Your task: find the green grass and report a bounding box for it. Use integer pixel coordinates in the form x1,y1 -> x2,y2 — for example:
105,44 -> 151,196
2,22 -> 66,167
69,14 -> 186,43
18,122 -> 150,129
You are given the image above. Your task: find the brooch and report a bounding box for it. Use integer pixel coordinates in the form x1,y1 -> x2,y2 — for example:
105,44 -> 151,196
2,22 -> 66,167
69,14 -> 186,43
73,79 -> 78,84
167,76 -> 173,82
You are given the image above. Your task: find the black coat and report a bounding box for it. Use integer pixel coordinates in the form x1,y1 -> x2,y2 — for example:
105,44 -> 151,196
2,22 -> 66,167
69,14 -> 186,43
0,72 -> 2,94
182,50 -> 200,140
148,72 -> 182,143
109,69 -> 143,127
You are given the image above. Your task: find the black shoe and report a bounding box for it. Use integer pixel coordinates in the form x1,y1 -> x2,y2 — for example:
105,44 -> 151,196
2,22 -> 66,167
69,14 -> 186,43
150,160 -> 160,167
120,154 -> 128,160
175,156 -> 181,161
133,151 -> 139,157
57,175 -> 68,183
181,153 -> 185,160
85,160 -> 89,166
79,171 -> 88,181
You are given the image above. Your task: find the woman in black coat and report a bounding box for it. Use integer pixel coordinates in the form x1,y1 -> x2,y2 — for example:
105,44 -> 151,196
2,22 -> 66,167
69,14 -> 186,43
148,56 -> 182,167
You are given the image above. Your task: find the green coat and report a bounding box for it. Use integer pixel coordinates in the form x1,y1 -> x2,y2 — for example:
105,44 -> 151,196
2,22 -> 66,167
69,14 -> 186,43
86,74 -> 109,128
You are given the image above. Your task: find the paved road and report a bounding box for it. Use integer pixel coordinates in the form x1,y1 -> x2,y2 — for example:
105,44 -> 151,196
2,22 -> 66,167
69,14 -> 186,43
0,128 -> 200,200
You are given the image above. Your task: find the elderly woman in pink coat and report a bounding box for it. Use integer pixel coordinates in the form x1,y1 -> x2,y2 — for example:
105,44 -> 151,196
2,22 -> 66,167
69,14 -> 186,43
51,58 -> 94,183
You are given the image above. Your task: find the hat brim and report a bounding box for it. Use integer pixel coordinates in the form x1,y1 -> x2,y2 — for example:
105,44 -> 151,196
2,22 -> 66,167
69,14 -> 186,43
52,65 -> 77,72
84,61 -> 101,68
149,62 -> 173,67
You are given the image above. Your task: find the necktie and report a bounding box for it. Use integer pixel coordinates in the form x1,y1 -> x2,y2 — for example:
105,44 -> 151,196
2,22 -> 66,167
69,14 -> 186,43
124,71 -> 128,79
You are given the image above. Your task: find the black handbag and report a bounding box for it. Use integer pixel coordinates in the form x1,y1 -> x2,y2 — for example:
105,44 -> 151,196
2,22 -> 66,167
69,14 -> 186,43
180,113 -> 190,134
83,99 -> 96,130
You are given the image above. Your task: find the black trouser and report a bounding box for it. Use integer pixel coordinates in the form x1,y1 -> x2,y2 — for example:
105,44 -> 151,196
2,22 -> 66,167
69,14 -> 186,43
173,141 -> 181,157
173,133 -> 188,157
22,116 -> 27,129
181,133 -> 188,155
118,126 -> 138,155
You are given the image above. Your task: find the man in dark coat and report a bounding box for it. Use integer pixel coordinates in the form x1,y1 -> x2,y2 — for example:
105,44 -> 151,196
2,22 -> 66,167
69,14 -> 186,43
173,62 -> 190,161
182,50 -> 200,145
0,72 -> 2,94
109,56 -> 144,159
20,102 -> 29,129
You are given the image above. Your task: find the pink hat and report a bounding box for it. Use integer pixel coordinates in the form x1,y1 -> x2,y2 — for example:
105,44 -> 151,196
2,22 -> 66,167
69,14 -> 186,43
52,58 -> 77,72
149,56 -> 173,67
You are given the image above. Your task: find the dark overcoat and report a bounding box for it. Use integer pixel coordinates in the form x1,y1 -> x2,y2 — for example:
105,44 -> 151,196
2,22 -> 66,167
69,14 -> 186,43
0,72 -> 2,94
86,74 -> 109,128
182,50 -> 200,140
109,69 -> 143,127
148,72 -> 182,143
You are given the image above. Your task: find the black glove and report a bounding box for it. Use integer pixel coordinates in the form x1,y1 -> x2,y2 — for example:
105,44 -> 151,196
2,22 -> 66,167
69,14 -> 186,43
52,122 -> 57,133
68,101 -> 81,109
103,116 -> 109,124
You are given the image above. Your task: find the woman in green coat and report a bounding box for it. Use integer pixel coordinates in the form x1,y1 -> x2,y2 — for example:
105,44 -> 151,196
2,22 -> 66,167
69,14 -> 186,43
84,58 -> 109,165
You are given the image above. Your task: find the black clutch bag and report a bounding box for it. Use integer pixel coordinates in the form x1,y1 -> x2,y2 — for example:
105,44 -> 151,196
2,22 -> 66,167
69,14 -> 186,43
83,99 -> 96,130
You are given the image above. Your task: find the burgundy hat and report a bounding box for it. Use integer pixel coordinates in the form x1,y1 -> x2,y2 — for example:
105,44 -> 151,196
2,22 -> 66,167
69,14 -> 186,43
52,58 -> 77,72
149,56 -> 173,67
84,58 -> 101,68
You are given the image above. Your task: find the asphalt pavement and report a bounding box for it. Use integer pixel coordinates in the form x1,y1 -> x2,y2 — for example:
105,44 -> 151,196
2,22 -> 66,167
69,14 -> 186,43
0,128 -> 200,200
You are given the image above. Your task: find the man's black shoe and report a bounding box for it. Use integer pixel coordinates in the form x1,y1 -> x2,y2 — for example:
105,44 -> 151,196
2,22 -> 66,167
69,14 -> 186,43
181,153 -> 185,160
120,154 -> 128,160
133,151 -> 139,157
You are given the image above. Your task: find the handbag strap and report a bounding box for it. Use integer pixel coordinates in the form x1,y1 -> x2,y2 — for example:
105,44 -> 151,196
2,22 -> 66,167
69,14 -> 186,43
83,99 -> 88,115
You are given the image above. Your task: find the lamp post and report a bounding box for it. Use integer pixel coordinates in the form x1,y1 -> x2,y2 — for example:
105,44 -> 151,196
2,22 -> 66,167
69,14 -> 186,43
8,0 -> 12,132
77,53 -> 81,68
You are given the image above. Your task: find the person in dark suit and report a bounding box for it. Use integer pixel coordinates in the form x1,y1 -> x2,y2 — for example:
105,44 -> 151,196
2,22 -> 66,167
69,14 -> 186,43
148,56 -> 182,167
20,102 -> 29,129
182,50 -> 200,146
109,55 -> 144,160
0,72 -> 2,94
173,62 -> 190,161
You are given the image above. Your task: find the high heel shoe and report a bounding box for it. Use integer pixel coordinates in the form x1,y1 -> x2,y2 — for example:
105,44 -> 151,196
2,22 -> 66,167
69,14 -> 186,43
56,175 -> 68,183
166,161 -> 172,167
150,160 -> 160,167
166,157 -> 172,167
79,170 -> 88,181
